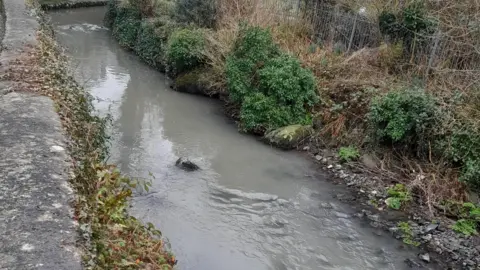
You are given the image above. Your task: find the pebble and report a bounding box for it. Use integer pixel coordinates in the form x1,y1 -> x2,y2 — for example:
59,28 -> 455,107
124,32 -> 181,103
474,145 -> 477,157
367,214 -> 379,222
303,146 -> 310,151
389,227 -> 399,233
322,158 -> 328,163
327,165 -> 333,169
50,145 -> 65,153
335,164 -> 342,170
422,234 -> 432,241
334,212 -> 350,219
315,154 -> 322,160
464,259 -> 475,266
404,258 -> 421,268
419,253 -> 430,263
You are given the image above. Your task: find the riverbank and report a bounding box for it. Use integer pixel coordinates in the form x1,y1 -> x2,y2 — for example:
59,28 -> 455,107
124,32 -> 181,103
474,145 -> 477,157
40,0 -> 108,10
103,0 -> 480,269
1,0 -> 176,269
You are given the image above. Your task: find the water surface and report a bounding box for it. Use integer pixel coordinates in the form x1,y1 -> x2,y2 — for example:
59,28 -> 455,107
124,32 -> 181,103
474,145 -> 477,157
50,7 -> 428,270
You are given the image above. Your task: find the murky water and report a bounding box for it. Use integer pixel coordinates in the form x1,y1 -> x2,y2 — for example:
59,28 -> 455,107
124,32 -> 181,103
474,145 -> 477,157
50,7 -> 428,270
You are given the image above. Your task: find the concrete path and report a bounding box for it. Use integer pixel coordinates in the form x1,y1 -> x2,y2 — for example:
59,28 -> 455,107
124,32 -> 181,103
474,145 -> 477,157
0,1 -> 81,269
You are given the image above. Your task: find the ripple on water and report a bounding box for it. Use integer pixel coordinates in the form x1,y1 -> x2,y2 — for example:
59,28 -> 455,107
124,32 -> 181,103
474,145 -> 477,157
58,23 -> 107,33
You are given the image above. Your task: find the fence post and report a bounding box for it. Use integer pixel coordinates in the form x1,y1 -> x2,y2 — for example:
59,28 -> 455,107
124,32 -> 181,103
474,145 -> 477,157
426,27 -> 441,77
328,4 -> 340,47
347,12 -> 358,53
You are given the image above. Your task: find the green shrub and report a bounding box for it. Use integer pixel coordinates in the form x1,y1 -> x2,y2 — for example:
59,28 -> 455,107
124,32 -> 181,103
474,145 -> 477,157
173,0 -> 216,28
439,124 -> 480,188
368,88 -> 438,151
166,28 -> 205,74
258,55 -> 318,107
226,26 -> 280,103
226,25 -> 318,132
135,19 -> 169,70
112,7 -> 142,49
240,93 -> 299,132
338,146 -> 360,162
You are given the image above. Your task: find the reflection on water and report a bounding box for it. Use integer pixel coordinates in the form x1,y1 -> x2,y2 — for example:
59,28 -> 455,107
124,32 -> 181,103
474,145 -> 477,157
50,7 -> 432,270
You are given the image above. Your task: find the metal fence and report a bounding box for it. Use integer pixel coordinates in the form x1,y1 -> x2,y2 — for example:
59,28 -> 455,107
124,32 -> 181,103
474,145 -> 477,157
272,1 -> 480,75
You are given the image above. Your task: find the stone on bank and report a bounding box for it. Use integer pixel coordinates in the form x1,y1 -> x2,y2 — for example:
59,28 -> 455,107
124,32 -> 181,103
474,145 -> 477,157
264,124 -> 313,150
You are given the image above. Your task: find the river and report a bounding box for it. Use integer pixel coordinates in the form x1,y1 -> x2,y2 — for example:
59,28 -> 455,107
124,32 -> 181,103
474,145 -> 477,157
50,7 -> 429,270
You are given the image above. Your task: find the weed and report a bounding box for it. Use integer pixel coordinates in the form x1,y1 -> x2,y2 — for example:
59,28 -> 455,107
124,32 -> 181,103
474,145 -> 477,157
452,219 -> 478,236
398,221 -> 420,246
338,146 -> 360,162
385,184 -> 412,210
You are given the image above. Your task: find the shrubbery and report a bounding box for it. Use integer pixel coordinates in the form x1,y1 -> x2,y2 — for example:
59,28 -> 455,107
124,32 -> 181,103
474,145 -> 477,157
226,25 -> 318,132
135,18 -> 179,70
112,7 -> 142,49
368,87 -> 438,152
104,0 -> 118,28
166,28 -> 206,74
135,20 -> 165,69
441,124 -> 480,188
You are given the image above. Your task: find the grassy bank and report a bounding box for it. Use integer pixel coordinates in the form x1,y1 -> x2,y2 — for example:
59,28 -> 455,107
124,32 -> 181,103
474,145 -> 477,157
105,0 -> 480,237
10,1 -> 177,269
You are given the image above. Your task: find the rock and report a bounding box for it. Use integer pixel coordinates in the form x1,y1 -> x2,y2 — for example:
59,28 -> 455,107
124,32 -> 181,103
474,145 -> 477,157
315,155 -> 322,161
367,214 -> 380,222
312,115 -> 323,130
424,223 -> 439,234
335,164 -> 342,170
303,146 -> 310,151
263,125 -> 314,150
334,212 -> 350,219
404,258 -> 421,268
327,165 -> 333,169
360,153 -> 378,170
322,158 -> 328,163
389,227 -> 399,233
175,157 -> 200,171
422,234 -> 432,241
419,253 -> 430,263
50,145 -> 65,153
174,70 -> 209,96
464,259 -> 475,266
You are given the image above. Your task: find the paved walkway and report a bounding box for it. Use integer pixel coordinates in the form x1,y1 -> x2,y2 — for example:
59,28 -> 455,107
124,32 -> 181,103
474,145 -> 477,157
0,1 -> 81,269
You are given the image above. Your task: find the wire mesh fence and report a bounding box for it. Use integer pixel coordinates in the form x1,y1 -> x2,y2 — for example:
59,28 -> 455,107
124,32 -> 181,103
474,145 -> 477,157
265,0 -> 480,76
